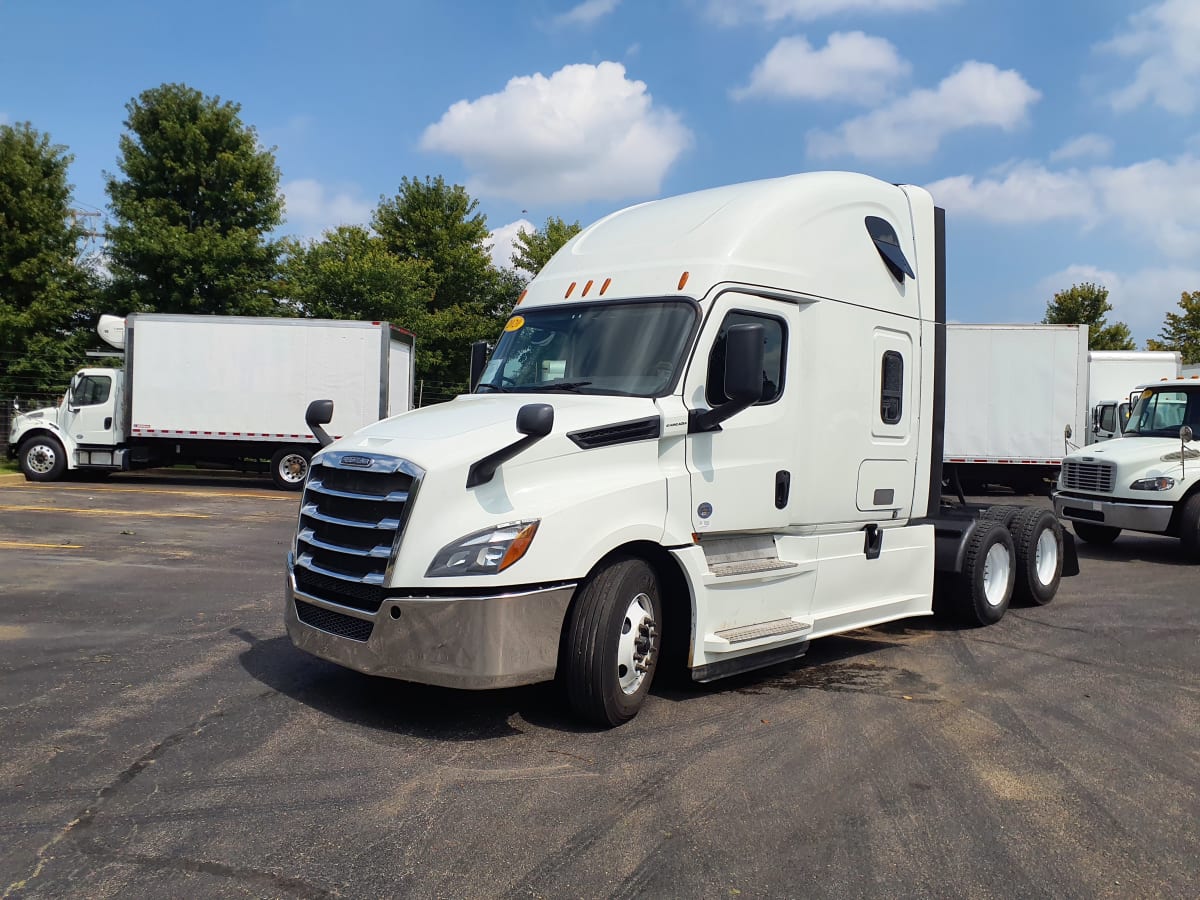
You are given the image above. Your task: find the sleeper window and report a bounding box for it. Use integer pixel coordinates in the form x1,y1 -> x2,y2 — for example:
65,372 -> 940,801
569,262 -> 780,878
880,351 -> 903,424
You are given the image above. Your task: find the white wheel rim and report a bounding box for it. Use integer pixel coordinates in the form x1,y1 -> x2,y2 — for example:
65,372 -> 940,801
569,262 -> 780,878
617,592 -> 655,695
279,453 -> 308,483
1034,527 -> 1058,586
982,542 -> 1011,607
27,444 -> 57,475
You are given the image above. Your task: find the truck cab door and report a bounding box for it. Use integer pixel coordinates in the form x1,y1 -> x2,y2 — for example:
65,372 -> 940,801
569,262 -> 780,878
1092,402 -> 1118,442
65,372 -> 117,446
682,294 -> 797,534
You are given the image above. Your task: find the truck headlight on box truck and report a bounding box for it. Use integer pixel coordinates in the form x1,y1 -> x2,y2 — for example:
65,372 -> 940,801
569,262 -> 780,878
426,521 -> 540,577
1130,476 -> 1175,491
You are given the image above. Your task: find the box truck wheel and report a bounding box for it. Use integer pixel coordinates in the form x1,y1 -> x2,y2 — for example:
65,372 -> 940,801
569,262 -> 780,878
1010,508 -> 1063,605
270,446 -> 312,491
950,521 -> 1015,626
19,435 -> 66,482
1178,494 -> 1200,560
1071,522 -> 1120,545
563,557 -> 661,727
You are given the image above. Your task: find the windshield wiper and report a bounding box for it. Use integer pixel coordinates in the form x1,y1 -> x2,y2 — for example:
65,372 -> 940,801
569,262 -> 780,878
521,381 -> 593,393
475,381 -> 513,393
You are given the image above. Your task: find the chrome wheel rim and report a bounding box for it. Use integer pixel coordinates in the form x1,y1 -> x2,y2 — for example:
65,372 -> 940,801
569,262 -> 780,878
27,444 -> 56,475
278,453 -> 309,484
617,592 -> 656,695
1034,527 -> 1058,585
982,543 -> 1011,607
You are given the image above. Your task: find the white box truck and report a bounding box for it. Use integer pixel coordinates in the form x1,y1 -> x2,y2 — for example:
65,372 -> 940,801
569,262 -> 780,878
944,324 -> 1089,494
283,172 -> 1077,726
8,314 -> 414,490
1055,374 -> 1200,553
1087,350 -> 1180,440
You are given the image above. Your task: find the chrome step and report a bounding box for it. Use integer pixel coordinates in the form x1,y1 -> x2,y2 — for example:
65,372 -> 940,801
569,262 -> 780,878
715,618 -> 810,644
709,558 -> 798,577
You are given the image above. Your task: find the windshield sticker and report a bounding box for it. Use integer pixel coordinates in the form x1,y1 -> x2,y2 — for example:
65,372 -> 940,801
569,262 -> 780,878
504,315 -> 525,332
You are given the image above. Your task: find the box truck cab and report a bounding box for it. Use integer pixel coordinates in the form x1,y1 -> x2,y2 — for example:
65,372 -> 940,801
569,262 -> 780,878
1055,378 -> 1200,554
285,172 -> 1074,726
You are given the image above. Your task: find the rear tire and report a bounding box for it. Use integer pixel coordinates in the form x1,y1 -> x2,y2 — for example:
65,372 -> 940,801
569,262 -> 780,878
270,446 -> 312,491
563,557 -> 661,727
979,504 -> 1022,529
947,521 -> 1016,626
1011,508 -> 1063,605
19,435 -> 66,482
1178,494 -> 1200,560
1072,522 -> 1120,545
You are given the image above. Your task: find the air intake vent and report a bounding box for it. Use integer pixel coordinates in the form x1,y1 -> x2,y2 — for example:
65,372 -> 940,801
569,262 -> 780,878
1061,460 -> 1115,493
294,598 -> 374,642
568,416 -> 661,450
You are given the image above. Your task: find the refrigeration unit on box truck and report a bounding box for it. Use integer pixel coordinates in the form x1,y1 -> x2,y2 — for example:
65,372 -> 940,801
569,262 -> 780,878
282,171 -> 1077,727
9,314 -> 414,490
943,324 -> 1088,494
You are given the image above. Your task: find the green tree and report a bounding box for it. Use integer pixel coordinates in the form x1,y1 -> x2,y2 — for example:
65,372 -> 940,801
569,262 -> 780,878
1146,291 -> 1200,364
512,216 -> 582,274
0,122 -> 98,401
104,83 -> 285,316
1042,282 -> 1135,350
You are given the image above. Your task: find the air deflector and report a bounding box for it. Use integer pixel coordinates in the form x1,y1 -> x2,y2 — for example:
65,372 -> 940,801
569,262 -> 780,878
865,216 -> 914,281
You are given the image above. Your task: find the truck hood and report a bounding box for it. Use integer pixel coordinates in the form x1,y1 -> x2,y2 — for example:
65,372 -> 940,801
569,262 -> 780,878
1068,436 -> 1198,469
321,392 -> 660,471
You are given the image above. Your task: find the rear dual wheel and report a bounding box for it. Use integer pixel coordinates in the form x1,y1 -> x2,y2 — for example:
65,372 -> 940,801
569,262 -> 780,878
270,446 -> 312,491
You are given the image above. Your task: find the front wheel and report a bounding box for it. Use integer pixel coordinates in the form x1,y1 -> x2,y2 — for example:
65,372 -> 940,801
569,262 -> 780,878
19,435 -> 67,482
1072,522 -> 1120,545
1178,494 -> 1200,560
563,557 -> 662,727
270,446 -> 312,491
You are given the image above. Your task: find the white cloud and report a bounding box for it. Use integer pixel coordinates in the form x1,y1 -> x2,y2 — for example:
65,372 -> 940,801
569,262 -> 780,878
807,61 -> 1040,161
282,178 -> 373,237
926,154 -> 1200,261
488,218 -> 535,270
420,62 -> 692,204
1049,133 -> 1114,163
1035,263 -> 1200,342
554,0 -> 620,27
707,0 -> 951,25
1103,0 -> 1200,115
733,31 -> 910,104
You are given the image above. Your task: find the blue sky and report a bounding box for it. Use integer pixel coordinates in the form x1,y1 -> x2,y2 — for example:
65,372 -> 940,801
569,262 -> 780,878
2,0 -> 1198,343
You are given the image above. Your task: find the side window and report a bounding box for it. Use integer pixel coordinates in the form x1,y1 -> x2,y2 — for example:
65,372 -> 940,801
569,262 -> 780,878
880,351 -> 903,424
73,375 -> 112,406
1099,404 -> 1117,434
706,311 -> 785,407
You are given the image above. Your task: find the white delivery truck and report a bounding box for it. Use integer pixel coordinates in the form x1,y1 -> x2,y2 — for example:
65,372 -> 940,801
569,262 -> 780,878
283,172 -> 1076,726
8,314 -> 414,490
1087,350 -> 1180,440
1055,375 -> 1200,554
944,324 -> 1088,494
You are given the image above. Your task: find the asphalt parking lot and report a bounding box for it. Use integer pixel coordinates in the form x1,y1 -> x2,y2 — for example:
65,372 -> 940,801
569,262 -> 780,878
1,471 -> 1197,899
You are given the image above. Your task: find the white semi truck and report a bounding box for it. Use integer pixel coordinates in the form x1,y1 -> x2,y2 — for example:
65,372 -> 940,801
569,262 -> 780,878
283,172 -> 1077,726
1054,376 -> 1200,554
8,314 -> 414,490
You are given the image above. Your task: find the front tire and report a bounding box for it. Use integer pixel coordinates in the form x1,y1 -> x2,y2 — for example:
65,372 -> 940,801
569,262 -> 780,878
1178,494 -> 1200,560
1011,508 -> 1063,605
270,446 -> 312,491
1072,522 -> 1120,545
19,435 -> 67,482
563,557 -> 662,727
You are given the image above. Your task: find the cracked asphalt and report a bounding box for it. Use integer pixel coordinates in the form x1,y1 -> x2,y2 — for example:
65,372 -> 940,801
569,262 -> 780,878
0,470 -> 1197,899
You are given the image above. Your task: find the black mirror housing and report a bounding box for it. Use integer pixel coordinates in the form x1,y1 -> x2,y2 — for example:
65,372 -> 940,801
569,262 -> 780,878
306,399 -> 335,448
469,340 -> 489,390
689,323 -> 765,433
516,402 -> 554,437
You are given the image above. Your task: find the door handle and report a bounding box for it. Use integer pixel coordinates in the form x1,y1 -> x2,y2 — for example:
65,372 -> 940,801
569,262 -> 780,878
104,416 -> 113,430
774,470 -> 790,509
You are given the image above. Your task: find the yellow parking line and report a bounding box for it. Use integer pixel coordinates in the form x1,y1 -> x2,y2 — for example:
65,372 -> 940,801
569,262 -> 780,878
0,540 -> 83,549
0,481 -> 294,500
0,505 -> 210,518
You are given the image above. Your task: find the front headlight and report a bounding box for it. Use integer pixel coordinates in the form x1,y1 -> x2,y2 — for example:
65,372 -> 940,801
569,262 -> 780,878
426,520 -> 539,577
1130,476 -> 1175,491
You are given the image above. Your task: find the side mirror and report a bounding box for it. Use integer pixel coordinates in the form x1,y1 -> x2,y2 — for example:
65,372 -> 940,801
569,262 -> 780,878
1182,425 -> 1194,443
306,399 -> 335,448
467,403 -> 554,488
516,402 -> 554,437
1064,424 -> 1073,441
689,323 -> 766,433
468,340 -> 489,391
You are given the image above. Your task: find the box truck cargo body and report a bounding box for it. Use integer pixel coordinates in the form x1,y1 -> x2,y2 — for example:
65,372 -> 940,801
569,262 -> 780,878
1087,351 -> 1180,439
9,314 -> 414,489
282,171 -> 1076,727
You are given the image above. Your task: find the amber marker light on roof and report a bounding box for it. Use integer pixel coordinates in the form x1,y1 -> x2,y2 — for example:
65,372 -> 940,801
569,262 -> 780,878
678,271 -> 689,290
517,289 -> 528,305
565,281 -> 576,298
600,277 -> 612,295
582,279 -> 594,297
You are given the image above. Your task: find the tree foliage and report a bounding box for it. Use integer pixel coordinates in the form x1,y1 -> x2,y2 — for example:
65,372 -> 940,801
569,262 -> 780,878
0,122 -> 98,399
1146,291 -> 1200,364
1042,282 -> 1135,350
512,216 -> 582,274
104,83 -> 285,316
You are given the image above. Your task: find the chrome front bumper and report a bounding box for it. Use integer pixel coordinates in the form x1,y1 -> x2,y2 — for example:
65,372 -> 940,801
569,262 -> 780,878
284,566 -> 577,689
1053,492 -> 1174,534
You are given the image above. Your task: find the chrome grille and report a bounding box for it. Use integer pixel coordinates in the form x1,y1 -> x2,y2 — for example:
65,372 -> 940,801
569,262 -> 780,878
1061,460 -> 1115,492
294,451 -> 423,609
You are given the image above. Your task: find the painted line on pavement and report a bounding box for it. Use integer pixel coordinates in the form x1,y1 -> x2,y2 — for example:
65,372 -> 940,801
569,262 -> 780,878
0,505 -> 210,518
0,540 -> 83,550
0,480 -> 293,501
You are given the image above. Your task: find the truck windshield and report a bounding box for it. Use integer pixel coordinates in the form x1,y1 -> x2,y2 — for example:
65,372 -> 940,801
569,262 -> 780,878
1124,388 -> 1200,436
476,299 -> 698,397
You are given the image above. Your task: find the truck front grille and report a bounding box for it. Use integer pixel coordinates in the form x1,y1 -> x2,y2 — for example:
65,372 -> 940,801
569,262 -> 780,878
294,598 -> 374,642
1061,460 -> 1115,492
293,451 -> 424,611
